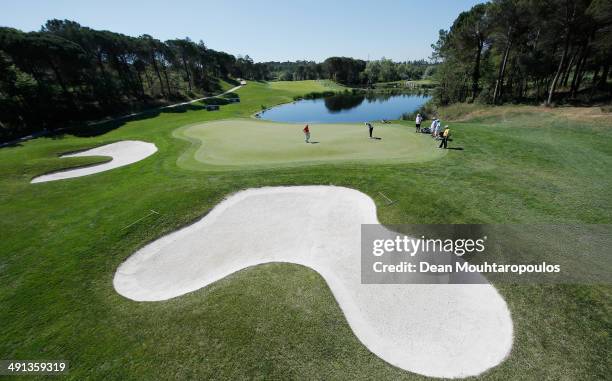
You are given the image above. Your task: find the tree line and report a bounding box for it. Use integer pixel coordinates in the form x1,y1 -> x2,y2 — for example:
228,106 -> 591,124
431,0 -> 612,106
264,58 -> 436,84
0,20 -> 270,142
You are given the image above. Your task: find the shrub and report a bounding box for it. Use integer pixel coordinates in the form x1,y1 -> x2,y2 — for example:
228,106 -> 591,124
402,100 -> 438,121
203,98 -> 229,106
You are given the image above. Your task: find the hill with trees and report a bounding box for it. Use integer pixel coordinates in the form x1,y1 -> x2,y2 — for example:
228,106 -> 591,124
0,19 -> 270,141
431,0 -> 611,106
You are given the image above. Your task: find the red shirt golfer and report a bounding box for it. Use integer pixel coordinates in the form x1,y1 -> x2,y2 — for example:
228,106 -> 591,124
303,124 -> 310,143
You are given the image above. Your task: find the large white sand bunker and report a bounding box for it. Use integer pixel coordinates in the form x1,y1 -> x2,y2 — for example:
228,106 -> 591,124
114,186 -> 513,378
31,140 -> 157,183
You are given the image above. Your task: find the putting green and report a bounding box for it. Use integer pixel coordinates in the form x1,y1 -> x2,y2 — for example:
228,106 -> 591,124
174,119 -> 445,169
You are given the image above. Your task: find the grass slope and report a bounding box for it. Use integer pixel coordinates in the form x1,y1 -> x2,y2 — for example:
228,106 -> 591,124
174,119 -> 444,169
0,80 -> 610,380
267,80 -> 346,93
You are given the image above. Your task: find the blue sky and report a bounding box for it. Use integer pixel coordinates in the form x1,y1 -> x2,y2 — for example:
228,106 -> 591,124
1,0 -> 483,62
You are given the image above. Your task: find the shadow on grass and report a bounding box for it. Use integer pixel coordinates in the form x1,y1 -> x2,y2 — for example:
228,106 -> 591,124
62,103 -> 211,138
0,141 -> 23,149
0,76 -> 240,147
0,101 -> 215,145
221,92 -> 240,99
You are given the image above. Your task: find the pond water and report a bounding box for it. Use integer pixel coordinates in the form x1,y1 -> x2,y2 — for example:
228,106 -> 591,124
259,93 -> 431,123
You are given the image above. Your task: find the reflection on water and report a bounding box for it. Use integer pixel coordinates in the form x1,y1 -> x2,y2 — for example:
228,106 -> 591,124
324,95 -> 365,112
260,93 -> 431,123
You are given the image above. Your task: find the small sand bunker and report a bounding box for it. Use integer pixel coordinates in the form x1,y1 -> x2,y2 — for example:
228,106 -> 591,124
31,141 -> 157,183
114,186 -> 513,378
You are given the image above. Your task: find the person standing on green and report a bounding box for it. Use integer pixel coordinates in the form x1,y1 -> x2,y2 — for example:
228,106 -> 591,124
303,124 -> 310,143
365,122 -> 374,138
439,126 -> 451,149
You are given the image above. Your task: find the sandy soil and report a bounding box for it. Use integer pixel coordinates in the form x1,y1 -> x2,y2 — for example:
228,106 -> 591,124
113,186 -> 513,378
31,140 -> 157,183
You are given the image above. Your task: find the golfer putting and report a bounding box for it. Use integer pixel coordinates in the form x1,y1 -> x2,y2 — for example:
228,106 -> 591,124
365,122 -> 374,138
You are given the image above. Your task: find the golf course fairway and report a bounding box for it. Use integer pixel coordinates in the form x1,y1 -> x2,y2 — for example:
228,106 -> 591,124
1,79 -> 610,380
174,119 -> 444,169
